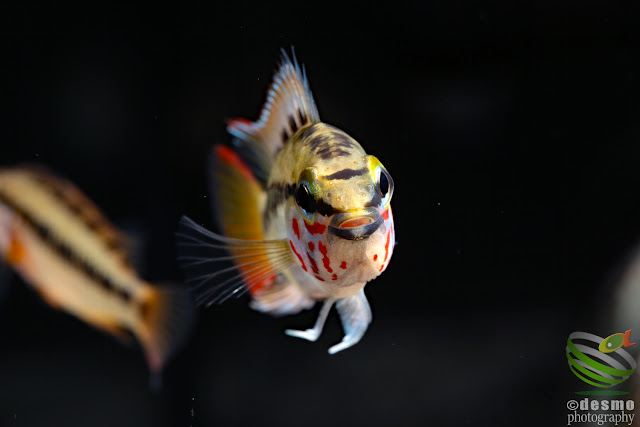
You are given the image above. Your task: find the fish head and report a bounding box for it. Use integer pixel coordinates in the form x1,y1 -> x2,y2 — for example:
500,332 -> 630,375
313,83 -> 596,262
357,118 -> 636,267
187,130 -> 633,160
286,154 -> 395,288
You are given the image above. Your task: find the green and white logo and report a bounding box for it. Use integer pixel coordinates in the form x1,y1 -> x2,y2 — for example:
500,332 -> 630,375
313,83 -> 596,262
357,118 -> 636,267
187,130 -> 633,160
566,330 -> 637,395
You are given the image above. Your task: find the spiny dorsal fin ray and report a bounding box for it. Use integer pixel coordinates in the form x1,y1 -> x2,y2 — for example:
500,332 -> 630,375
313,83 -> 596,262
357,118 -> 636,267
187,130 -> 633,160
176,216 -> 296,306
227,47 -> 320,161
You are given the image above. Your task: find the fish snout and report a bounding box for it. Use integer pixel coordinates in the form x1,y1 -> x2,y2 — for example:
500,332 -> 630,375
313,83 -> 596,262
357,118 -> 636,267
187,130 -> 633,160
328,208 -> 383,241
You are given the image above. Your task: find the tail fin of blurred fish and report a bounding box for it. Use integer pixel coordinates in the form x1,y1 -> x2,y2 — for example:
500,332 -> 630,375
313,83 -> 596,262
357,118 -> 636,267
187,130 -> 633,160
136,285 -> 195,385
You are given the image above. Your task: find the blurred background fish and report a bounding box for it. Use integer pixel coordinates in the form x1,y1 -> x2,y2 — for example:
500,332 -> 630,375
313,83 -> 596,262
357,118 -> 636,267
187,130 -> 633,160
177,50 -> 395,354
0,166 -> 194,378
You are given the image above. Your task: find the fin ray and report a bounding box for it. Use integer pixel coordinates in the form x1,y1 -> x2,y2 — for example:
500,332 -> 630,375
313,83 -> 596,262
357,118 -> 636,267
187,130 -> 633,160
176,216 -> 295,306
227,48 -> 320,162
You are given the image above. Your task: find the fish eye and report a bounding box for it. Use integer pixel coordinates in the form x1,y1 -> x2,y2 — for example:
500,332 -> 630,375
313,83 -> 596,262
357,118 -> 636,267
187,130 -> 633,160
295,182 -> 317,215
379,169 -> 391,196
376,166 -> 394,206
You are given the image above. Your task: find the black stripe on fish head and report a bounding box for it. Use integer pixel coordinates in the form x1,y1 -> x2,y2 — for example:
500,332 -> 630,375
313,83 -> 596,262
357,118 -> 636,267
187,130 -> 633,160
301,123 -> 324,141
264,182 -> 296,227
323,167 -> 368,181
317,198 -> 336,216
305,133 -> 332,150
364,192 -> 383,208
328,132 -> 357,150
316,147 -> 351,159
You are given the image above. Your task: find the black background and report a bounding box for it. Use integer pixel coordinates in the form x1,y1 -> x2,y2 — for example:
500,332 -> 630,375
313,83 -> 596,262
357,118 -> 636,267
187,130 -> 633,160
1,3 -> 639,426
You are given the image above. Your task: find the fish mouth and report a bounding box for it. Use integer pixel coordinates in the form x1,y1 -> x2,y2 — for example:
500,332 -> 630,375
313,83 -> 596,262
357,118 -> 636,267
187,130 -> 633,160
328,208 -> 383,241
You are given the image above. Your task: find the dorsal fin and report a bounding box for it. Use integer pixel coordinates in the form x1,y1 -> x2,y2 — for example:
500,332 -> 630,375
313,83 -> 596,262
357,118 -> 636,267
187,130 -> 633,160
227,48 -> 321,161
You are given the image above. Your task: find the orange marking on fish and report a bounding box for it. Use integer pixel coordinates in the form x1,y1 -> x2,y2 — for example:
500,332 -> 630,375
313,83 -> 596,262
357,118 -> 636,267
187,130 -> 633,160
250,275 -> 275,295
6,234 -> 25,265
304,221 -> 326,235
383,231 -> 391,262
215,145 -> 254,181
308,241 -> 315,252
340,261 -> 347,269
292,218 -> 300,240
331,274 -> 338,281
373,254 -> 378,262
289,240 -> 307,272
382,208 -> 389,221
307,251 -> 319,274
379,264 -> 384,272
315,275 -> 325,281
318,241 -> 333,273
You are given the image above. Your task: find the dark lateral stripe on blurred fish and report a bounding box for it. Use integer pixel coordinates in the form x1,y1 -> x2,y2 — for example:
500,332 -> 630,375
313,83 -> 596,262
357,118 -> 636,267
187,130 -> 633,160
0,166 -> 194,374
0,191 -> 134,302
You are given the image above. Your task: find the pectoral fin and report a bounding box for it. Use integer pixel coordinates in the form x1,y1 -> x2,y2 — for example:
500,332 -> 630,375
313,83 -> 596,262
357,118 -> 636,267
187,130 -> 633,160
176,216 -> 296,307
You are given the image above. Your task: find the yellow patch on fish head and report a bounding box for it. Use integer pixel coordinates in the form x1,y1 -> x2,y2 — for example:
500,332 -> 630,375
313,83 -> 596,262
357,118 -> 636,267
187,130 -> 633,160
286,154 -> 395,286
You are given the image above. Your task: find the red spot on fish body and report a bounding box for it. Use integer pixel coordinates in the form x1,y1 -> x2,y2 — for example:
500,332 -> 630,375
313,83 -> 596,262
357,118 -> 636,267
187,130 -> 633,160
382,208 -> 389,221
332,274 -> 338,281
340,261 -> 347,269
373,254 -> 378,261
315,275 -> 325,281
383,231 -> 391,262
308,241 -> 315,252
318,241 -> 333,273
292,218 -> 300,240
289,240 -> 307,272
379,264 -> 384,272
251,275 -> 276,295
304,221 -> 326,235
307,252 -> 319,274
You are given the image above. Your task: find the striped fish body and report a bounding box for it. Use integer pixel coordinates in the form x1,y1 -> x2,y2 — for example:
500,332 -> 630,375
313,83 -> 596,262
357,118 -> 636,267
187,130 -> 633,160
178,49 -> 395,354
0,167 -> 192,374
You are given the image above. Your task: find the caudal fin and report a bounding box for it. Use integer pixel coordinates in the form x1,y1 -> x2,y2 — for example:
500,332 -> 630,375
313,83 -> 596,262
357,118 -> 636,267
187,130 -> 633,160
137,285 -> 195,376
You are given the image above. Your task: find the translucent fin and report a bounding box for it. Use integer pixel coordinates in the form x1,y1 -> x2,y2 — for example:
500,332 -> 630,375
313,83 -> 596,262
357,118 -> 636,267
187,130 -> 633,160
329,289 -> 372,354
176,216 -> 296,306
210,145 -> 266,241
227,47 -> 320,158
137,285 -> 195,376
249,276 -> 315,316
285,298 -> 334,342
